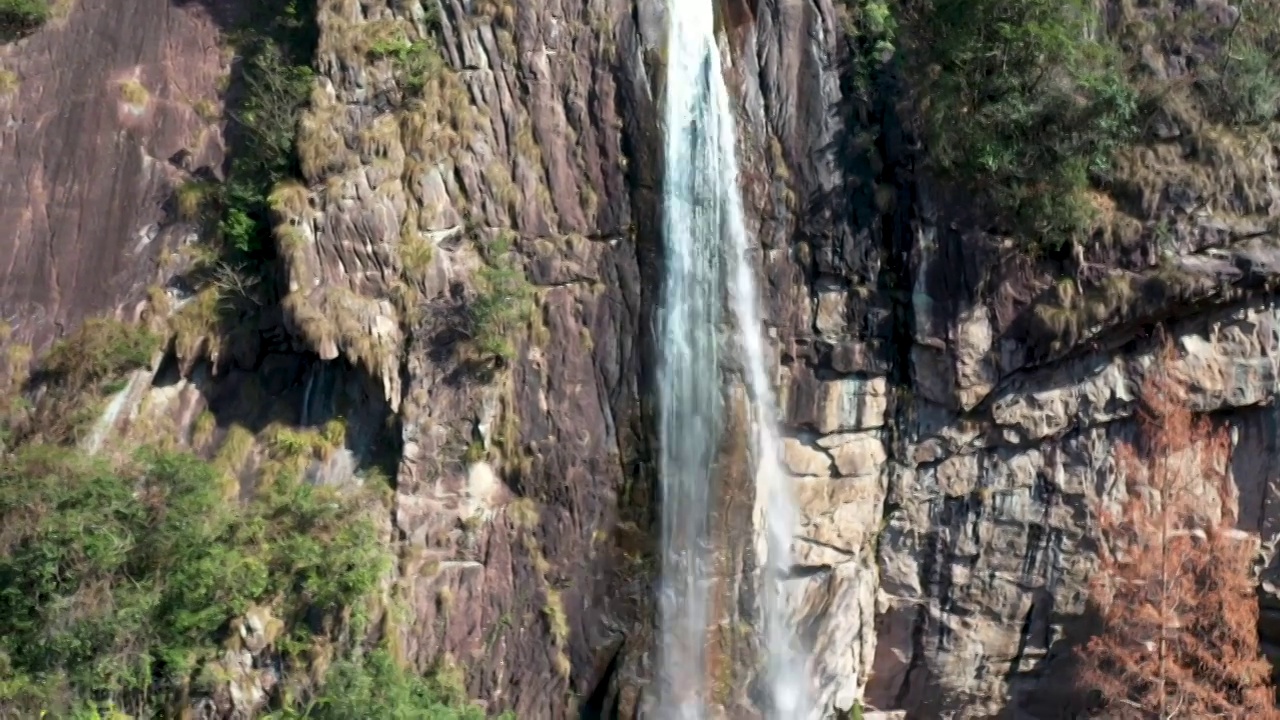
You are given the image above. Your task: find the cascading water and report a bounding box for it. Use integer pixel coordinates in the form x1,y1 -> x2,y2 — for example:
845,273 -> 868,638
657,1 -> 725,714
658,1 -> 811,717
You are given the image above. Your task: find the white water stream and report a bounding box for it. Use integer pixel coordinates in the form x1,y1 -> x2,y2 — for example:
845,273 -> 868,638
658,1 -> 811,716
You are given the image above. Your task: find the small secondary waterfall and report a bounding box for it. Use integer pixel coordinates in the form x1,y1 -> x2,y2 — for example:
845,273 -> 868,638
658,1 -> 811,717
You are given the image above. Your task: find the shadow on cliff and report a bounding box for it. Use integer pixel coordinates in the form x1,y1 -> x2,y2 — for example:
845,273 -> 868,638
997,597 -> 1105,720
163,0 -> 309,183
141,0 -> 403,482
419,284 -> 513,387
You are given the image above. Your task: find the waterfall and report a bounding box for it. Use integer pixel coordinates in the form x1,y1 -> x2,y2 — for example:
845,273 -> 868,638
658,1 -> 811,717
658,0 -> 724,714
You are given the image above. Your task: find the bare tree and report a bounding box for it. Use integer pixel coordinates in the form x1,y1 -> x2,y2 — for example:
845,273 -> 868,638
1077,343 -> 1278,718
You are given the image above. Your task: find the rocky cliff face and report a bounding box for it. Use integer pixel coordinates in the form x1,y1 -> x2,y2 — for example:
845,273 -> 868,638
2,0 -> 1279,718
0,0 -> 229,351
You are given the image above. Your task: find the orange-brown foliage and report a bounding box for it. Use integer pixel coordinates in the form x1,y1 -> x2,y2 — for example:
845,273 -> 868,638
1077,343 -> 1278,718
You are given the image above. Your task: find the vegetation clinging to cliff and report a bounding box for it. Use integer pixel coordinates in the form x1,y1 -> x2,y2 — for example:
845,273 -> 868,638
276,650 -> 491,719
865,0 -> 1280,254
3,318 -> 161,447
1166,0 -> 1280,128
218,0 -> 317,256
0,318 -> 494,718
898,0 -> 1139,247
468,234 -> 536,363
0,0 -> 47,41
0,446 -> 383,715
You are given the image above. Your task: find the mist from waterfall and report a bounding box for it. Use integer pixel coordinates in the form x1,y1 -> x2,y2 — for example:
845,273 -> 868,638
658,1 -> 811,717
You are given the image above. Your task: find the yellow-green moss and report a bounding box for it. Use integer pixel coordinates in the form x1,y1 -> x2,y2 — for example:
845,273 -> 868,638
274,223 -> 309,256
281,288 -> 401,393
0,69 -> 17,98
193,98 -> 219,122
268,180 -> 311,219
118,78 -> 149,107
264,423 -> 321,459
191,409 -> 217,449
436,586 -> 454,617
170,288 -> 223,367
175,181 -> 217,222
320,418 -> 347,450
4,344 -> 32,385
580,183 -> 598,219
145,285 -> 172,321
475,0 -> 516,27
399,224 -> 435,281
213,424 -> 255,495
508,497 -> 540,529
543,589 -> 568,645
463,440 -> 486,465
297,90 -> 355,181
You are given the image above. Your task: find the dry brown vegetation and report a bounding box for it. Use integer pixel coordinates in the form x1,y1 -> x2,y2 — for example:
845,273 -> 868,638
1077,342 -> 1279,718
0,68 -> 17,98
2,318 -> 161,447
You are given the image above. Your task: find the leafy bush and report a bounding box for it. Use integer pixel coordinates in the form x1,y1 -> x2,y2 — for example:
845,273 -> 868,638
0,445 -> 391,716
469,238 -> 536,362
274,650 -> 491,719
218,8 -> 316,256
840,0 -> 898,97
0,0 -> 48,41
898,0 -> 1139,246
1196,3 -> 1280,127
368,35 -> 445,95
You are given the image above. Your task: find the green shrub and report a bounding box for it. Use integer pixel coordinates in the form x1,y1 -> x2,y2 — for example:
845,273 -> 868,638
898,0 -> 1139,247
0,444 -> 391,716
1196,2 -> 1280,127
840,0 -> 898,96
469,238 -> 535,362
369,35 -> 445,95
219,37 -> 315,255
274,650 -> 490,719
206,0 -> 315,257
0,0 -> 48,40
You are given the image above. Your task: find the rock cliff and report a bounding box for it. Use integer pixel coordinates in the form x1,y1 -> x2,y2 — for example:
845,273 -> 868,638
1,0 -> 1279,718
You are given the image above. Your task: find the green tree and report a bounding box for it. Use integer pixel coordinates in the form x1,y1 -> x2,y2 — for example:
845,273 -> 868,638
0,0 -> 48,41
276,650 -> 490,719
217,1 -> 316,255
0,444 -> 402,717
899,0 -> 1138,246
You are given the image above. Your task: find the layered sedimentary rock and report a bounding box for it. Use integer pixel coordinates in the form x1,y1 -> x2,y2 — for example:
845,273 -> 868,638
3,0 -> 1280,718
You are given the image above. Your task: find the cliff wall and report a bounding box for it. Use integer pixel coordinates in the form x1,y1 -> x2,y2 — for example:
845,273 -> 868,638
1,0 -> 1278,718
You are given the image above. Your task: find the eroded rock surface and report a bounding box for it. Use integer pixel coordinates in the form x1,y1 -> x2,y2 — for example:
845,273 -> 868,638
5,0 -> 1280,718
0,0 -> 229,350
265,0 -> 662,715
